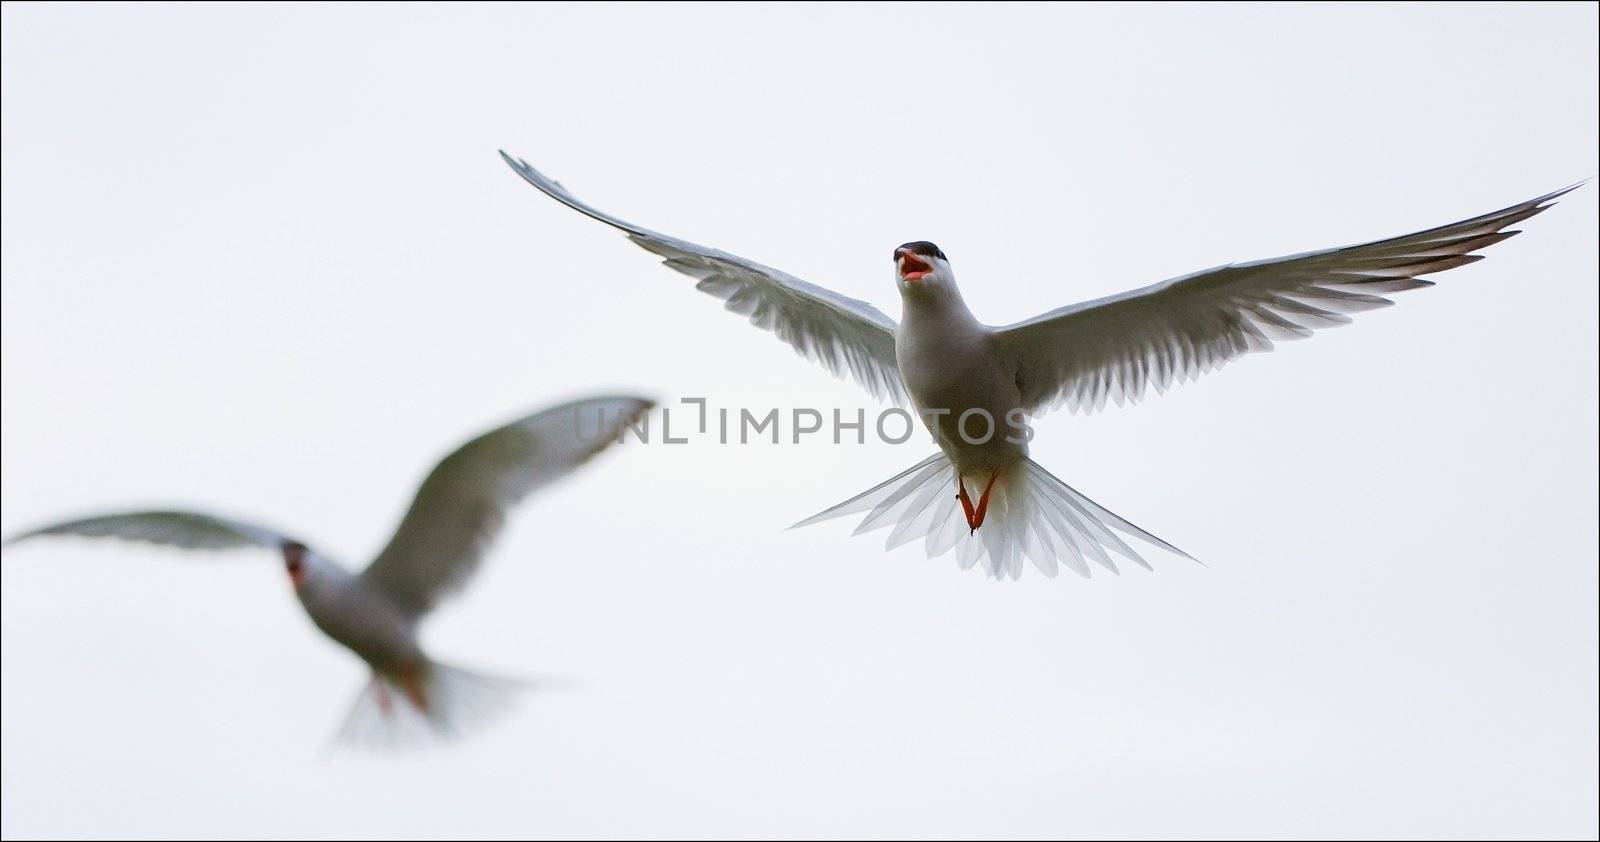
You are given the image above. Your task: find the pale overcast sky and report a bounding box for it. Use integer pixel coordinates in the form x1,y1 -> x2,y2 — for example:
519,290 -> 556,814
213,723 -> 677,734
2,3 -> 1596,839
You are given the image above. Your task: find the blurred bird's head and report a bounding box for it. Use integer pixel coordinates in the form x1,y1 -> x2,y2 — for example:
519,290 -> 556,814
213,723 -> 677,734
279,540 -> 322,591
894,241 -> 953,293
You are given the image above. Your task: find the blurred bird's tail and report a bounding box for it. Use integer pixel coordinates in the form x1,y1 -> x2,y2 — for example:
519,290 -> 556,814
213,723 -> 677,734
330,660 -> 526,751
791,453 -> 1194,580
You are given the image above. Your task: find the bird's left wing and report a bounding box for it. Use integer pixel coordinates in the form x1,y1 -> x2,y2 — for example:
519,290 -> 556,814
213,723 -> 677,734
360,396 -> 652,617
499,152 -> 908,405
4,510 -> 296,552
993,184 -> 1583,416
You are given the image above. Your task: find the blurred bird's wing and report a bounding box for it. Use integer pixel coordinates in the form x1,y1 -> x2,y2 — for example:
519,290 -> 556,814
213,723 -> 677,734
499,152 -> 908,405
994,184 -> 1583,416
360,396 -> 652,617
4,510 -> 297,553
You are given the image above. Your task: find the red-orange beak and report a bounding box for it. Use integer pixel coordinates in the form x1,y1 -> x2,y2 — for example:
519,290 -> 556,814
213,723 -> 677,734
897,249 -> 933,282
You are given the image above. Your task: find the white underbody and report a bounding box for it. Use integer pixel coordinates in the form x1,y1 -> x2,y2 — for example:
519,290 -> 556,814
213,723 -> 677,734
896,282 -> 1028,477
296,566 -> 423,677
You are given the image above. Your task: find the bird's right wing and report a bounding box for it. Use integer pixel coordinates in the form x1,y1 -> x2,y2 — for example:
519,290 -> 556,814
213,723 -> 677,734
499,152 -> 908,405
359,395 -> 653,618
4,510 -> 296,553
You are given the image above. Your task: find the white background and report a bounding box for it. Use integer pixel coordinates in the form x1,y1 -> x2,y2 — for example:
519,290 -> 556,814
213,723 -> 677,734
3,4 -> 1596,839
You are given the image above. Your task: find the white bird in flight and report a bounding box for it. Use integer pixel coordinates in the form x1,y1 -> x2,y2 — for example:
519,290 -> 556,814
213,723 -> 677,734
500,151 -> 1580,581
6,395 -> 652,747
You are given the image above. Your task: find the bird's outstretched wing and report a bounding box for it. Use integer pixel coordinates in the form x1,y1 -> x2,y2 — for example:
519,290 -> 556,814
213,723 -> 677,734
994,184 -> 1584,416
4,510 -> 296,553
499,152 -> 908,405
360,395 -> 652,617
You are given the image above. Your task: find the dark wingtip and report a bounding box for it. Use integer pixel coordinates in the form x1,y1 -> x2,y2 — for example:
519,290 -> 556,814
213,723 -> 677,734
497,149 -> 526,173
625,396 -> 655,425
1534,178 -> 1592,208
1,524 -> 54,548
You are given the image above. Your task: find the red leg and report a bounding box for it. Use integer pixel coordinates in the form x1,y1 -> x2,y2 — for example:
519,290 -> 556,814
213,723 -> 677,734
399,666 -> 430,714
372,676 -> 394,716
957,476 -> 977,530
970,470 -> 1001,533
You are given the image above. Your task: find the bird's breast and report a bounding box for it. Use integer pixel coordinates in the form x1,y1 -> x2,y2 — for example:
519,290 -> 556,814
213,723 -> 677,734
896,319 -> 1027,472
300,577 -> 422,672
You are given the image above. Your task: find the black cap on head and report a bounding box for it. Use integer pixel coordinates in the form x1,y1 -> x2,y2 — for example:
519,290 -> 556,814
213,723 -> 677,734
895,241 -> 946,262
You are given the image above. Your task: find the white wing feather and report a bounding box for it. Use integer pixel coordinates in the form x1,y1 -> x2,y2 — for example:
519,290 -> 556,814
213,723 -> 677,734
359,395 -> 652,617
995,184 -> 1584,416
499,152 -> 908,405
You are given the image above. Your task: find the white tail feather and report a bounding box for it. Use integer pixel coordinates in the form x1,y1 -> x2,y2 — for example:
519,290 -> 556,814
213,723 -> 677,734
329,661 -> 524,751
793,453 -> 1194,580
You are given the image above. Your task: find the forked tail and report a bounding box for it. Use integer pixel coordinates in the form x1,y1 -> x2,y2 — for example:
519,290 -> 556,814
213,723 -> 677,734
330,660 -> 525,751
792,453 -> 1194,580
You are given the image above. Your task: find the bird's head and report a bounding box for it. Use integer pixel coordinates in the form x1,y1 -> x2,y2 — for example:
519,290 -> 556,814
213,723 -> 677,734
280,539 -> 320,592
894,241 -> 952,291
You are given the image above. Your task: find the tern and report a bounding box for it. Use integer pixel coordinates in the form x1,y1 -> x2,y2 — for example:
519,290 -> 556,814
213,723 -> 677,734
500,151 -> 1579,581
6,395 -> 652,747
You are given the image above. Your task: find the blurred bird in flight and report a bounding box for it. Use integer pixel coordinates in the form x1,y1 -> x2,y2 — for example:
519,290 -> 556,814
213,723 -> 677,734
501,151 -> 1581,580
6,396 -> 652,747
